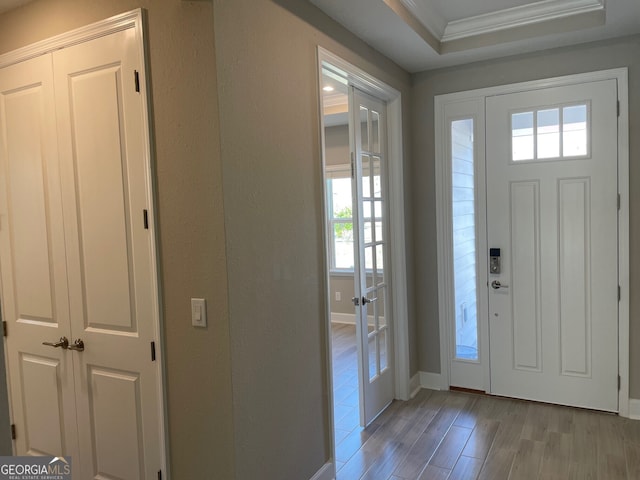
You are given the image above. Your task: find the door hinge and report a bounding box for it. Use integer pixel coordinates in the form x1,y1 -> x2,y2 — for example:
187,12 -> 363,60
10,424 -> 15,440
618,375 -> 621,391
618,194 -> 621,210
134,70 -> 140,93
617,100 -> 620,117
143,209 -> 149,230
151,341 -> 156,362
350,152 -> 355,178
618,285 -> 621,301
2,321 -> 6,337
157,470 -> 162,480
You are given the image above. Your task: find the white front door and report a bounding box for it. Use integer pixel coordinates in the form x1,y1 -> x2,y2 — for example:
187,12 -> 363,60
351,87 -> 394,425
486,79 -> 619,411
0,22 -> 164,478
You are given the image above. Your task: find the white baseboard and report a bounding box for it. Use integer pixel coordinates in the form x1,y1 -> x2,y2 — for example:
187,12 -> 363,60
419,371 -> 445,391
310,462 -> 334,480
628,398 -> 640,420
330,313 -> 382,326
331,313 -> 356,325
410,373 -> 421,398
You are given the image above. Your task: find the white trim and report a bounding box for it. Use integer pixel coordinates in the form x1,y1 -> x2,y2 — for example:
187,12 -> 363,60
0,8 -> 169,473
0,9 -> 144,68
331,313 -> 381,326
434,99 -> 452,392
617,68 -> 630,418
410,373 -> 421,398
398,0 -> 603,44
399,0 -> 447,38
434,68 -> 630,417
309,462 -> 335,480
434,68 -> 628,103
628,399 -> 640,421
331,313 -> 356,325
442,0 -> 604,42
318,47 -> 411,404
419,372 -> 445,391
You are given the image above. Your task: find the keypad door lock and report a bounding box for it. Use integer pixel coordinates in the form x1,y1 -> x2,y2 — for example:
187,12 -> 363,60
490,248 -> 501,274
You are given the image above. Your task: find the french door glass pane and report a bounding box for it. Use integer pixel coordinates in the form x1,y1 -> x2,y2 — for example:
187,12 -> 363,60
451,119 -> 479,361
368,334 -> 377,380
360,106 -> 369,151
361,155 -> 371,197
371,110 -> 380,154
379,328 -> 388,371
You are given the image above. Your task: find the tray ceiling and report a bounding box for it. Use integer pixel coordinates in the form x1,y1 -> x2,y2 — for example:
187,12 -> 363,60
310,0 -> 640,72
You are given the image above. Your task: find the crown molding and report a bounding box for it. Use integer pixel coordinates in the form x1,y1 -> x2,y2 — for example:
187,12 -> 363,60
399,0 -> 447,38
0,8 -> 143,68
442,0 -> 605,42
397,0 -> 605,45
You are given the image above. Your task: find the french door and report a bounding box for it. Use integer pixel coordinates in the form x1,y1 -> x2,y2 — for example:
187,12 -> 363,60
350,87 -> 394,426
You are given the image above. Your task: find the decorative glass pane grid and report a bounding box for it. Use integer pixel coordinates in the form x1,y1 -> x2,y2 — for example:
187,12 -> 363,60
511,103 -> 588,161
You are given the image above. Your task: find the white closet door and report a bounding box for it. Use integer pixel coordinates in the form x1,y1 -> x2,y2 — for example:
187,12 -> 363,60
53,29 -> 162,479
0,55 -> 80,459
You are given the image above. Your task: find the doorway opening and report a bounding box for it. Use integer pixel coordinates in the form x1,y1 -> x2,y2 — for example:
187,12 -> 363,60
318,48 -> 410,474
321,70 -> 362,454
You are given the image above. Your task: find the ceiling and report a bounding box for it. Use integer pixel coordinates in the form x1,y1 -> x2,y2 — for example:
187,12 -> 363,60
310,0 -> 640,72
0,0 -> 31,14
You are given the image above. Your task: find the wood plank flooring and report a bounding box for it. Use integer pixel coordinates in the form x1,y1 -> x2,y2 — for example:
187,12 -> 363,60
331,323 -> 640,480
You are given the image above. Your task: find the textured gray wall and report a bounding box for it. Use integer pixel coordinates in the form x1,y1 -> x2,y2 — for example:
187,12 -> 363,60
0,1 -> 235,476
213,0 -> 413,478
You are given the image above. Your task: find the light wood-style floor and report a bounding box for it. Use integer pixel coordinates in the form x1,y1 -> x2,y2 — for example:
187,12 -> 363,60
331,323 -> 640,479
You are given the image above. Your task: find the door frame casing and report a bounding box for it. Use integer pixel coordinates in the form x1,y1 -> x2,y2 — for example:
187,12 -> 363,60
317,46 -> 411,471
0,8 -> 169,468
435,68 -> 630,417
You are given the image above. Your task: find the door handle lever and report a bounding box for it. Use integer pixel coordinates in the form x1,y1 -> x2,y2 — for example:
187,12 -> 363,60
68,339 -> 85,352
362,296 -> 378,304
43,337 -> 69,349
491,280 -> 509,290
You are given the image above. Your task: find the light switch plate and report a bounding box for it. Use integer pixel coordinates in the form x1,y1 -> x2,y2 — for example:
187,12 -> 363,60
191,298 -> 207,327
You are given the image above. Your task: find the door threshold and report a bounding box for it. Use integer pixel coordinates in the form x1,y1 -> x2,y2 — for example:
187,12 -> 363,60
449,386 -> 487,395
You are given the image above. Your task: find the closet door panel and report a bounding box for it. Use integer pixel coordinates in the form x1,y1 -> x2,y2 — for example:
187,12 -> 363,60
0,55 -> 79,459
54,28 -> 162,480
